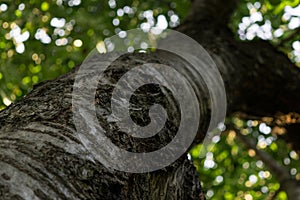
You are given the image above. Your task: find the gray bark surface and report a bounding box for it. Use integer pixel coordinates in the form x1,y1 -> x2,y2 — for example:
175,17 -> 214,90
0,53 -> 206,199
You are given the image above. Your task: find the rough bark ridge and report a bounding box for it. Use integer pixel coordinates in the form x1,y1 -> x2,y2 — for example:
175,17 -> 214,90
0,52 -> 206,199
1,0 -> 300,199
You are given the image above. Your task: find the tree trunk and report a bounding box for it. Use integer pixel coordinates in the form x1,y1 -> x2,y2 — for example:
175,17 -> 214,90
1,0 -> 300,199
0,51 -> 208,199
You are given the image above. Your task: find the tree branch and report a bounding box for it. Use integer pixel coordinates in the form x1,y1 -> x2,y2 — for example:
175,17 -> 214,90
185,0 -> 238,24
177,1 -> 300,150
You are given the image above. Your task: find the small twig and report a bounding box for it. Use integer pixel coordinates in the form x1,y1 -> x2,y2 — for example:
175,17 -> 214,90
267,186 -> 282,200
275,27 -> 300,48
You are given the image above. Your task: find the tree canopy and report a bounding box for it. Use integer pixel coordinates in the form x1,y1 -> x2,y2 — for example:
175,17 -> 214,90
1,0 -> 300,199
1,0 -> 300,109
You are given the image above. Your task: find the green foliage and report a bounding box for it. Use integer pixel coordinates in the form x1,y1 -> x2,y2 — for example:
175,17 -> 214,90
0,0 -> 299,109
191,118 -> 300,199
0,0 -> 190,109
230,0 -> 300,65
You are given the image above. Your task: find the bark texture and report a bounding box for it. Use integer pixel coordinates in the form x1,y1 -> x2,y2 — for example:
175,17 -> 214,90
1,0 -> 300,199
0,53 -> 206,199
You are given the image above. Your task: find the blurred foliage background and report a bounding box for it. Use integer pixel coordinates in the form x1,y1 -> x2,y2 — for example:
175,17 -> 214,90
1,0 -> 300,199
191,115 -> 300,199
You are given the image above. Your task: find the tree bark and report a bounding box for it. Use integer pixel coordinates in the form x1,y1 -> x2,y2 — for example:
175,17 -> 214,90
0,52 -> 207,199
1,0 -> 300,199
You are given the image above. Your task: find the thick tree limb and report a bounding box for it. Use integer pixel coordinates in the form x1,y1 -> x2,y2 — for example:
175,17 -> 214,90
178,0 -> 300,150
0,52 -> 207,199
